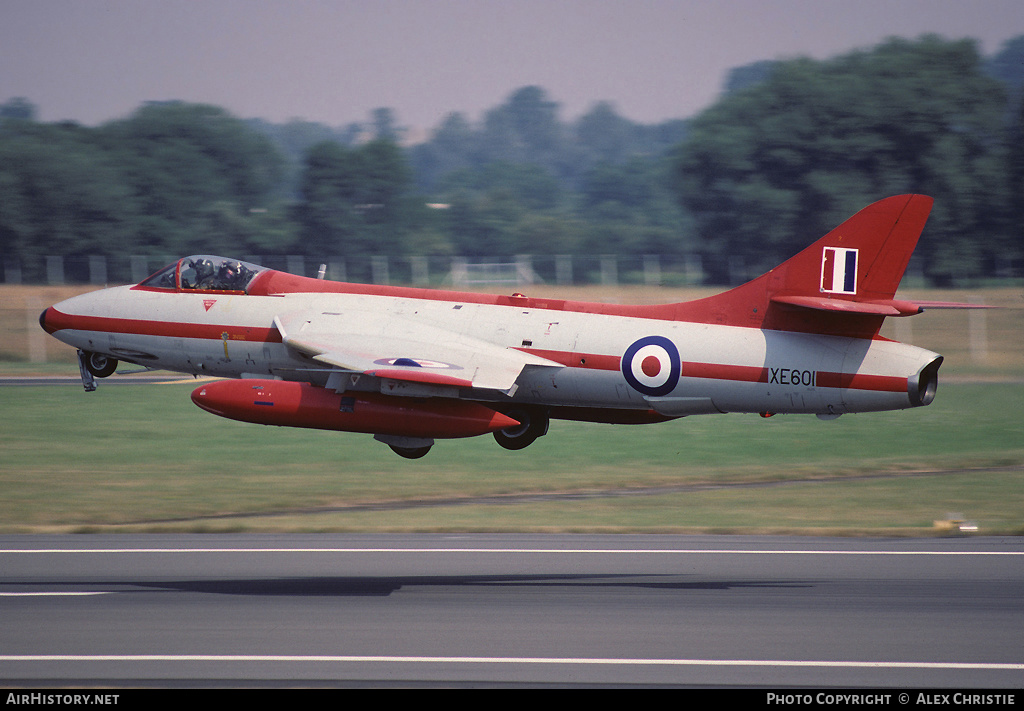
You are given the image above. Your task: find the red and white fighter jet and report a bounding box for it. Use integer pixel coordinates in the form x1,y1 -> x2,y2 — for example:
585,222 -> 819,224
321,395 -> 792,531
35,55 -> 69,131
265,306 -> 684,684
42,194 -> 953,458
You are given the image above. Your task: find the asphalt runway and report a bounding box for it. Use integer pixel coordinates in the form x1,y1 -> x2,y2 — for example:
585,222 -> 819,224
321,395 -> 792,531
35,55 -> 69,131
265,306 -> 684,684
1,534 -> 1022,688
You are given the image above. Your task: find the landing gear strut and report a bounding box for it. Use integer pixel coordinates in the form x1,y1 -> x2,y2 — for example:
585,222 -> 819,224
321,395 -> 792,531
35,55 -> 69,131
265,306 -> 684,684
76,350 -> 118,392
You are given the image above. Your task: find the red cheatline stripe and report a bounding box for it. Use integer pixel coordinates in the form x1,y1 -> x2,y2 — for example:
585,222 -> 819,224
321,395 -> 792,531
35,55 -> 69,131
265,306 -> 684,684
518,347 -> 620,371
52,313 -> 907,394
682,361 -> 768,383
815,371 -> 907,392
686,363 -> 905,392
519,349 -> 905,393
44,308 -> 282,343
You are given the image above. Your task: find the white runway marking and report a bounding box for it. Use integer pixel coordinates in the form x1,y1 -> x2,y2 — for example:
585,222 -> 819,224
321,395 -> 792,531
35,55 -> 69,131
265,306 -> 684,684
0,654 -> 1021,670
1,547 -> 1022,555
0,592 -> 110,596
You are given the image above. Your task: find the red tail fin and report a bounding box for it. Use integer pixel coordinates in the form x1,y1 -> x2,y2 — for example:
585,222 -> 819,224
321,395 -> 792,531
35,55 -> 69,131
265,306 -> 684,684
674,195 -> 934,337
774,194 -> 933,302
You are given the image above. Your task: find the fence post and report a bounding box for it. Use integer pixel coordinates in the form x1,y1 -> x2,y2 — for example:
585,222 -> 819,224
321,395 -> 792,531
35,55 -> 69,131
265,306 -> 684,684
372,256 -> 390,285
89,255 -> 107,285
26,296 -> 46,363
643,255 -> 661,286
46,256 -> 64,285
685,254 -> 702,285
728,256 -> 746,286
969,295 -> 988,364
4,260 -> 22,284
515,255 -> 537,286
410,256 -> 429,286
130,256 -> 150,284
286,255 -> 305,277
601,255 -> 618,286
556,255 -> 572,285
450,257 -> 468,288
328,257 -> 346,282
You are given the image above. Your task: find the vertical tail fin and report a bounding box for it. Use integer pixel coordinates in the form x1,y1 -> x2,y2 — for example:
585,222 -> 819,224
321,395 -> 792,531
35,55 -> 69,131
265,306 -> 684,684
675,195 -> 934,337
774,194 -> 933,303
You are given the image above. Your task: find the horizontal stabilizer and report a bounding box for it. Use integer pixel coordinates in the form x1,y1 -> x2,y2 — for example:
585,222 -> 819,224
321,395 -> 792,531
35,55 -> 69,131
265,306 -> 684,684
912,300 -> 1000,310
771,295 -> 923,317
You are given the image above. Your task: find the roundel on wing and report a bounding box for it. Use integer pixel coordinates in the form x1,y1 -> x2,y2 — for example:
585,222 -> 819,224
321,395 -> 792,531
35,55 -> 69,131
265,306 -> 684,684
621,336 -> 681,397
373,357 -> 462,370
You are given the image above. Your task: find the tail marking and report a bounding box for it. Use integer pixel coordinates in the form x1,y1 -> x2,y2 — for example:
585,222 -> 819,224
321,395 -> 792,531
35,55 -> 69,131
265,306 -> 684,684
821,247 -> 858,295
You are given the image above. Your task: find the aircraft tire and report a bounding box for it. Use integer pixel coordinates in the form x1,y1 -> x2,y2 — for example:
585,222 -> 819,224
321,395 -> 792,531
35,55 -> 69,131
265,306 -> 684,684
84,351 -> 118,378
493,407 -> 549,450
389,444 -> 432,459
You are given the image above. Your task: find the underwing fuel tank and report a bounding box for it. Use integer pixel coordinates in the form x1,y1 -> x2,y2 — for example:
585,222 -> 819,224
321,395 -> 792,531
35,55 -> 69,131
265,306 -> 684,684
190,379 -> 519,439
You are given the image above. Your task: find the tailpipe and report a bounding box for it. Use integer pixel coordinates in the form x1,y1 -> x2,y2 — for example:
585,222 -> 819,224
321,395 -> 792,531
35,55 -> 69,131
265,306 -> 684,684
908,356 -> 943,407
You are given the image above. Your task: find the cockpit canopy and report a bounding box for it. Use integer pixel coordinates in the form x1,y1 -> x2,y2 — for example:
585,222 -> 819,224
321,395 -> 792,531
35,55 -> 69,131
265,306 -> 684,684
138,256 -> 267,293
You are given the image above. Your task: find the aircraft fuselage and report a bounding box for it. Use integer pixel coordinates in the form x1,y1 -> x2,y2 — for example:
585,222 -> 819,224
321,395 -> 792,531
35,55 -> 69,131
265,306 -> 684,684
43,281 -> 940,420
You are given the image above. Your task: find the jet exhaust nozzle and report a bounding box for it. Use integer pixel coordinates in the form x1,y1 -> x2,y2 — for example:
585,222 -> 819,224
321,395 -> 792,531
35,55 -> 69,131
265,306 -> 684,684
908,356 -> 943,407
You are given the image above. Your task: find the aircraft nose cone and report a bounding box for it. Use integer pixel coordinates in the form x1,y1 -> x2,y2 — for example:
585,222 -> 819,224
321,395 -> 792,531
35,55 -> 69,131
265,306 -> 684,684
39,307 -> 53,334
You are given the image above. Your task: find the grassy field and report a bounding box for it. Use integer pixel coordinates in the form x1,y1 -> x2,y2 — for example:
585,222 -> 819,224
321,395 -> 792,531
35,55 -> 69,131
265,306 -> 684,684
2,283 -> 1022,535
0,381 -> 1021,535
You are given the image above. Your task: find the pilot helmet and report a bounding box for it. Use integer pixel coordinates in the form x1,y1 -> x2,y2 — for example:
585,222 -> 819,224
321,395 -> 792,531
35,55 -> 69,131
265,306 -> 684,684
194,259 -> 214,279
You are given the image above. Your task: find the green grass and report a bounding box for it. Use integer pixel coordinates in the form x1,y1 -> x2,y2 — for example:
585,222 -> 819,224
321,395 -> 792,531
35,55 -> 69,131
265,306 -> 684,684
1,381 -> 1021,534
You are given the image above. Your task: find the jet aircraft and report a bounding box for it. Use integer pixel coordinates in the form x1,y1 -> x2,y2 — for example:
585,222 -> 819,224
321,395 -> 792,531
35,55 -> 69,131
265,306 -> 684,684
42,194 -> 957,458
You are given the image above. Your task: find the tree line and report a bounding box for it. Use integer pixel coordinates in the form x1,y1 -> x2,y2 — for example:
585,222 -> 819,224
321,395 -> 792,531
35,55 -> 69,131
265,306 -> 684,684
2,34 -> 1022,285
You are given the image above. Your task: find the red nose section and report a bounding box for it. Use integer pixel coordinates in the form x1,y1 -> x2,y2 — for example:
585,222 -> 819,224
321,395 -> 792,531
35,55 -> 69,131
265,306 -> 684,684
191,379 -> 519,439
39,307 -> 56,335
38,306 -> 80,335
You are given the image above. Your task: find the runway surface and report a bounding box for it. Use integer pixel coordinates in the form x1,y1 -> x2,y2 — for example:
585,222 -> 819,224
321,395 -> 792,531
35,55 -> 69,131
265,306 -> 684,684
1,534 -> 1022,687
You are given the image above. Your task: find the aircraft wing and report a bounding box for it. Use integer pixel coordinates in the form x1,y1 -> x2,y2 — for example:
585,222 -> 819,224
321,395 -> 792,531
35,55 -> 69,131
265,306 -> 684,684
273,310 -> 561,392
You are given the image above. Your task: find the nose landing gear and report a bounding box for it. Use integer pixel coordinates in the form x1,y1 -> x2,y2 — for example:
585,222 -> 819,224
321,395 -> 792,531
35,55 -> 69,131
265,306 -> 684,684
77,350 -> 118,391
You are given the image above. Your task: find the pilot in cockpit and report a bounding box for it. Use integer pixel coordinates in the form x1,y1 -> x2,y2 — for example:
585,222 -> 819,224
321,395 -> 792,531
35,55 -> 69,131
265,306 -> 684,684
193,259 -> 217,289
218,261 -> 249,290
139,256 -> 264,292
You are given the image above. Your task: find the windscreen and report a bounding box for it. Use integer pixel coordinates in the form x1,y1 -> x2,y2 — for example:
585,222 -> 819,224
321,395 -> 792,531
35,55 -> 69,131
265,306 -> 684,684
138,256 -> 267,293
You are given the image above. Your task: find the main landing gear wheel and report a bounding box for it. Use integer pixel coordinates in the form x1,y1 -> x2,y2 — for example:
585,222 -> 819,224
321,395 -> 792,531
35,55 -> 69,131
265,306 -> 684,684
389,444 -> 432,459
84,351 -> 118,378
493,407 -> 549,451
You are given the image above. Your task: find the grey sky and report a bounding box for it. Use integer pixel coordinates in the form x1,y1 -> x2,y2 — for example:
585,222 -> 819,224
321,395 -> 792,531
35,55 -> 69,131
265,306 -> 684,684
3,0 -> 1023,134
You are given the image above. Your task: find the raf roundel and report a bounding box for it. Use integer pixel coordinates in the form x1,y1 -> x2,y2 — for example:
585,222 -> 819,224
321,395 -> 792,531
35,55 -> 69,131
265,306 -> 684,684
621,336 -> 681,397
